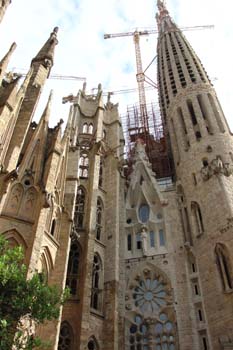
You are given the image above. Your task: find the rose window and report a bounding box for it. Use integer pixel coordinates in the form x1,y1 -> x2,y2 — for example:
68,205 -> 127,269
133,278 -> 167,313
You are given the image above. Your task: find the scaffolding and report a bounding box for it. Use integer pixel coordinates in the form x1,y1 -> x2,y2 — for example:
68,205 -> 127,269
122,102 -> 174,180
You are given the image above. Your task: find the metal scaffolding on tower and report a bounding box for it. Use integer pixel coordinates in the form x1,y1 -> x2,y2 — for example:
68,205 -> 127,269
104,24 -> 213,179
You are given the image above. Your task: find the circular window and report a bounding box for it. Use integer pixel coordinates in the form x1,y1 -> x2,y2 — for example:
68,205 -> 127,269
133,278 -> 167,313
24,179 -> 31,186
138,205 -> 150,223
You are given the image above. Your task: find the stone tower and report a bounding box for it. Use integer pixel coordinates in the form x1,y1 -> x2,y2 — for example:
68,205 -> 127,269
156,0 -> 233,349
55,87 -> 125,350
4,27 -> 59,172
0,0 -> 11,23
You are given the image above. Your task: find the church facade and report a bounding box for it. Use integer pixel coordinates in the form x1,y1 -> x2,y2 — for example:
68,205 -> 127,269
0,1 -> 233,350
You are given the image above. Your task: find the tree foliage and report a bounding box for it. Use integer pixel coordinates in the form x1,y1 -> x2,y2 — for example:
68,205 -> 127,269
0,236 -> 69,349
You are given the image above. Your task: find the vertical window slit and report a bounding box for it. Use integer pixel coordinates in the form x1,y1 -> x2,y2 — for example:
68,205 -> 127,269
197,94 -> 213,134
187,100 -> 202,140
170,118 -> 180,163
208,93 -> 225,133
177,107 -> 190,150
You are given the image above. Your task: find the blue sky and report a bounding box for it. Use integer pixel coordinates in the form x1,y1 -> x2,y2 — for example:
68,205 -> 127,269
0,0 -> 232,131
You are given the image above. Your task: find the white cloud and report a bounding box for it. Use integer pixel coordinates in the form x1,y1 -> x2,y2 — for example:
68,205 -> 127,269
0,0 -> 232,132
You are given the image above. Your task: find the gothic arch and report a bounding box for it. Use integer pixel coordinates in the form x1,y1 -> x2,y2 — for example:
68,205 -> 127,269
78,153 -> 89,178
3,229 -> 27,251
215,243 -> 233,292
66,240 -> 82,296
191,201 -> 204,236
4,183 -> 24,216
82,122 -> 88,133
19,186 -> 38,221
91,252 -> 103,311
74,186 -> 86,229
58,321 -> 74,350
87,336 -> 99,350
37,246 -> 54,282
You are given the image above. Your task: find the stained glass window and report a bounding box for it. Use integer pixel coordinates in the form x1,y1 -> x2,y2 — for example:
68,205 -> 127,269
58,322 -> 73,350
150,231 -> 155,247
159,229 -> 165,246
138,205 -> 150,223
91,254 -> 102,310
133,278 -> 167,313
66,242 -> 80,296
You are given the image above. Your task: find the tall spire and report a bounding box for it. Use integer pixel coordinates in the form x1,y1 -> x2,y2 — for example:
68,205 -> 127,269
157,0 -> 169,17
156,0 -> 176,33
31,27 -> 59,76
0,42 -> 17,85
4,28 -> 59,172
0,0 -> 12,24
40,90 -> 53,123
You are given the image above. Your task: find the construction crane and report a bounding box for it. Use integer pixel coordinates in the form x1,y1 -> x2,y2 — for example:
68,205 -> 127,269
19,73 -> 86,81
104,25 -> 214,130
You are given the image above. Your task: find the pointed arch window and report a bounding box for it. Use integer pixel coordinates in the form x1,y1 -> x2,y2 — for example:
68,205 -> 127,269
91,254 -> 103,311
159,229 -> 166,246
4,183 -> 24,216
58,321 -> 74,350
66,242 -> 81,296
83,123 -> 88,133
74,187 -> 85,229
50,219 -> 56,236
138,204 -> 150,223
88,123 -> 93,134
215,243 -> 232,292
88,338 -> 99,350
191,201 -> 204,236
96,198 -> 103,240
150,231 -> 155,248
98,158 -> 104,188
78,153 -> 89,179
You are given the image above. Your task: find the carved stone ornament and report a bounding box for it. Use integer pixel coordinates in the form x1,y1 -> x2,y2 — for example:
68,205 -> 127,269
70,225 -> 80,240
201,157 -> 233,181
43,191 -> 53,208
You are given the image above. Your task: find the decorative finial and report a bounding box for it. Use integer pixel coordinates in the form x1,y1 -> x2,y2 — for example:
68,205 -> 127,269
10,42 -> 17,52
40,89 -> 54,123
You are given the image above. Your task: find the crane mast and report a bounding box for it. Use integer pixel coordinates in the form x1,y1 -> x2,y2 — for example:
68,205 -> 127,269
133,31 -> 149,131
104,24 -> 214,133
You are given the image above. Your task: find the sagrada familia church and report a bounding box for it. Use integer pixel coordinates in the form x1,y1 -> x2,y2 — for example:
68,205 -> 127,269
1,1 -> 233,349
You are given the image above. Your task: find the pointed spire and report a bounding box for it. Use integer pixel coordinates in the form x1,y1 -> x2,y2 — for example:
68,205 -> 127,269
40,90 -> 53,123
157,0 -> 169,16
0,42 -> 17,84
0,0 -> 12,24
156,0 -> 176,33
31,27 -> 59,75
